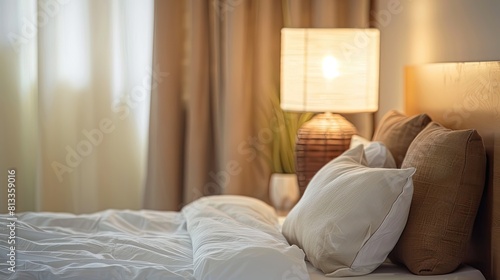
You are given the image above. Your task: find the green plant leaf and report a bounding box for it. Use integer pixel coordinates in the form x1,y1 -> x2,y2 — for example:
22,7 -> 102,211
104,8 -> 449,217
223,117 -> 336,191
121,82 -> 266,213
270,90 -> 313,173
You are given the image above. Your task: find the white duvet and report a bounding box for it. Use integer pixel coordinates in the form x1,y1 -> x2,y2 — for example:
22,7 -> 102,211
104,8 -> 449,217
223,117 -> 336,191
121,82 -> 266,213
0,195 -> 308,280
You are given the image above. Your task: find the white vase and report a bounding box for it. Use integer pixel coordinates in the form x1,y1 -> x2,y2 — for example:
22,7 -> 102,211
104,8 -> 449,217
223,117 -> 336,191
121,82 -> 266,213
269,173 -> 300,215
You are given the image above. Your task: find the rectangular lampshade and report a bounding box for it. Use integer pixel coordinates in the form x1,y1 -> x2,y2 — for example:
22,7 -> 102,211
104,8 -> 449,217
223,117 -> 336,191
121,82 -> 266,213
280,28 -> 380,113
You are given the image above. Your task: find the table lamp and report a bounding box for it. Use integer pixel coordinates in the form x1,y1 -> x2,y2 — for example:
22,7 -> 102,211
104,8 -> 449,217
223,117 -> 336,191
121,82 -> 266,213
280,28 -> 380,196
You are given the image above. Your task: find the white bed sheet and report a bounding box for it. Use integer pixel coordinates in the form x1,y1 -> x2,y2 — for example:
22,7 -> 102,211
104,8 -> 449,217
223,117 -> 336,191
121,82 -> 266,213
307,262 -> 484,280
0,196 -> 308,280
1,210 -> 195,279
1,205 -> 486,280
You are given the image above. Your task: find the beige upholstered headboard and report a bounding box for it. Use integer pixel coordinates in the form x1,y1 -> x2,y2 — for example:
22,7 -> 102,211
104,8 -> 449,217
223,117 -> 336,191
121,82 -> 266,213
405,61 -> 500,280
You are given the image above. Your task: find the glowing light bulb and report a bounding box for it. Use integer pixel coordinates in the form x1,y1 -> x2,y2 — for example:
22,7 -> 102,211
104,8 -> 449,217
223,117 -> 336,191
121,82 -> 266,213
322,56 -> 340,79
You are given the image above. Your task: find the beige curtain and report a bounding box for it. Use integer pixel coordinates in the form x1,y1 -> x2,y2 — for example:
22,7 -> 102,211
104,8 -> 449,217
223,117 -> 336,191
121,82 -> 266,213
144,0 -> 281,210
144,0 -> 372,210
0,0 -> 154,213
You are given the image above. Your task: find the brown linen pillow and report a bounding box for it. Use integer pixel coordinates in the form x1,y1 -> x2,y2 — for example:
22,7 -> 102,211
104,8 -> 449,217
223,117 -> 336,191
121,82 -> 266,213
390,122 -> 487,275
372,110 -> 431,167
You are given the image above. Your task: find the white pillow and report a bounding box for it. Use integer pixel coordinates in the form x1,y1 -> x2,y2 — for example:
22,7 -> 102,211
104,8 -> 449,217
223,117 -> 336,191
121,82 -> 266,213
350,135 -> 396,168
282,145 -> 415,277
349,134 -> 371,147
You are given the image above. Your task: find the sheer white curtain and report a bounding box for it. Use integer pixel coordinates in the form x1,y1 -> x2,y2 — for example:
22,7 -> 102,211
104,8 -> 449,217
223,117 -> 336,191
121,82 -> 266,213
0,0 -> 154,213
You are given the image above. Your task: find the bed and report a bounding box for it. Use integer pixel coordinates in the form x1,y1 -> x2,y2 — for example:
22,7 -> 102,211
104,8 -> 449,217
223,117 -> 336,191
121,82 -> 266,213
1,61 -> 499,279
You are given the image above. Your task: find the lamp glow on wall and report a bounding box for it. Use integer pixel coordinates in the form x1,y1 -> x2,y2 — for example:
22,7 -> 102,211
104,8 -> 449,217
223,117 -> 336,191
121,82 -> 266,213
280,28 -> 380,195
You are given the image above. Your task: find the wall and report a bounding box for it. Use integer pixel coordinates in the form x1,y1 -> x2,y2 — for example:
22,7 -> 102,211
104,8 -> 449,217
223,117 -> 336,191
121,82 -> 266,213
373,0 -> 500,122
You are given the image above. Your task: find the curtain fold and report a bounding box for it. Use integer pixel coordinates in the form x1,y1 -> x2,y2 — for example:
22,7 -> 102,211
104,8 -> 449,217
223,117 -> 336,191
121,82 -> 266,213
142,0 -> 187,211
0,0 -> 38,213
144,0 -> 372,210
183,0 -> 216,204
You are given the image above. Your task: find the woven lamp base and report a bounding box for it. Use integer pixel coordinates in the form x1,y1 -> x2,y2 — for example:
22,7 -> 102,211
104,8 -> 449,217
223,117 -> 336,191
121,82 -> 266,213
295,113 -> 357,196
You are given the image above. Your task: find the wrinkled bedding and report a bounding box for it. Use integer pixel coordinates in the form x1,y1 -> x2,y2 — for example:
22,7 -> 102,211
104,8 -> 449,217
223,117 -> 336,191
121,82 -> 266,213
0,195 -> 308,280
